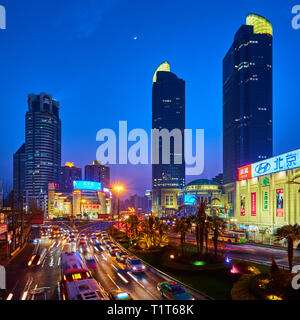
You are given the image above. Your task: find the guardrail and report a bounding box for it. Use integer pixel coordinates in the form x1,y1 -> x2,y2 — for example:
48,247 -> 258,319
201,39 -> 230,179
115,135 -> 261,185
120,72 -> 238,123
109,236 -> 213,300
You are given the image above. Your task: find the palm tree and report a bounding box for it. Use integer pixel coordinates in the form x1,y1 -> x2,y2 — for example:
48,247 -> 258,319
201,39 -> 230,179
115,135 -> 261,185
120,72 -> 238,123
208,216 -> 227,256
276,224 -> 300,271
173,217 -> 191,256
127,215 -> 139,240
194,199 -> 207,256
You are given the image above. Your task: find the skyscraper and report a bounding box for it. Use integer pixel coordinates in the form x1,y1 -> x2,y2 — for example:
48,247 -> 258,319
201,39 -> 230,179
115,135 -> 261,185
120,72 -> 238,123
13,143 -> 26,209
61,162 -> 82,193
152,62 -> 185,215
85,161 -> 110,188
223,14 -> 273,185
25,93 -> 62,210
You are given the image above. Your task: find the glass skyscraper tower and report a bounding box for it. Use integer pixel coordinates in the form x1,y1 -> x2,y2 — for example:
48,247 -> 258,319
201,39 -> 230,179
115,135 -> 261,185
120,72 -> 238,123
25,93 -> 61,209
152,62 -> 185,215
223,14 -> 273,184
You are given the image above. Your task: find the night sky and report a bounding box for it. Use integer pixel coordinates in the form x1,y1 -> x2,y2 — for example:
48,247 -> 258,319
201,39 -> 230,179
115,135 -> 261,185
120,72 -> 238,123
0,0 -> 299,198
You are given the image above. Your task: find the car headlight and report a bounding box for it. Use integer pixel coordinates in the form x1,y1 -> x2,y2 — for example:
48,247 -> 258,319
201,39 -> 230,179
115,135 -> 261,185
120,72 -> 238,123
133,267 -> 136,270
142,265 -> 146,269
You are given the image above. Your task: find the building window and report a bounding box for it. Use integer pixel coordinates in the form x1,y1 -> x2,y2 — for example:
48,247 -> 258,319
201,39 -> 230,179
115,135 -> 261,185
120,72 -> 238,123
170,195 -> 174,206
165,196 -> 169,206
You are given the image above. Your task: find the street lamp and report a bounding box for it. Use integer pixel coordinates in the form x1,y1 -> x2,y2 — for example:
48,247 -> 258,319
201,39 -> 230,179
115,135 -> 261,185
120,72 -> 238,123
113,185 -> 124,230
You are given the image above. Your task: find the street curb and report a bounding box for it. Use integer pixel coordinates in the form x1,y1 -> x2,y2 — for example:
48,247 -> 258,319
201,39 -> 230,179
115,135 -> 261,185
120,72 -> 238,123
110,235 -> 214,300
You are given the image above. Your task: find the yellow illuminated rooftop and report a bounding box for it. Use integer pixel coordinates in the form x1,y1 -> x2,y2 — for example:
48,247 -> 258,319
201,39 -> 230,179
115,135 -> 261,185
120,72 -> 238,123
246,14 -> 273,37
153,61 -> 170,83
65,162 -> 74,168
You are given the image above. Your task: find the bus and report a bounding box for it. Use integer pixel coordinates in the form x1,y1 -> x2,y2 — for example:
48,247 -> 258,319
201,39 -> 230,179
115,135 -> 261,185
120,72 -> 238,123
64,278 -> 108,300
219,231 -> 247,244
209,231 -> 247,244
60,251 -> 92,299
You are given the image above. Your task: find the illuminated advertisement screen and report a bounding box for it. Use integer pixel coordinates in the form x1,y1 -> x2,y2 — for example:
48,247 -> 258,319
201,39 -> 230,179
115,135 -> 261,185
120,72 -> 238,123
240,195 -> 246,216
184,195 -> 197,205
73,181 -> 102,191
239,149 -> 300,180
276,189 -> 284,217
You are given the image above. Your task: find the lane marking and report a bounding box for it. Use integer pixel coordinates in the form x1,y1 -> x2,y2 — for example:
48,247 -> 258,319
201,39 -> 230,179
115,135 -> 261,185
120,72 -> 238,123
106,273 -> 120,290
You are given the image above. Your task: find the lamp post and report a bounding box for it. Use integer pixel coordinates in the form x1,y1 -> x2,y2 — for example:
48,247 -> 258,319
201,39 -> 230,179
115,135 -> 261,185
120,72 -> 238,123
113,186 -> 124,230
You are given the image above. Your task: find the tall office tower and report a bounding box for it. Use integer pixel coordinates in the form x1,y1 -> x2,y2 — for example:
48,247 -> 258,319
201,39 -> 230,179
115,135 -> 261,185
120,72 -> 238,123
61,162 -> 82,193
85,161 -> 110,188
0,180 -> 3,209
13,143 -> 26,209
223,14 -> 273,184
25,93 -> 62,210
152,62 -> 185,215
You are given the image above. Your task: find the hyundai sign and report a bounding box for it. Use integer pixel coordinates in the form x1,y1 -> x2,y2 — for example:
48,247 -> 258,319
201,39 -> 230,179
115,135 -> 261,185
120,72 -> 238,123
73,181 -> 102,191
239,149 -> 300,180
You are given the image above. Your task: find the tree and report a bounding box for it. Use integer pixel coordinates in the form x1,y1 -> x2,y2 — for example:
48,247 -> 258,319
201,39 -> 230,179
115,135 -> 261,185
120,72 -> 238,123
194,199 -> 207,256
127,215 -> 139,240
208,216 -> 227,256
276,224 -> 300,271
173,217 -> 191,256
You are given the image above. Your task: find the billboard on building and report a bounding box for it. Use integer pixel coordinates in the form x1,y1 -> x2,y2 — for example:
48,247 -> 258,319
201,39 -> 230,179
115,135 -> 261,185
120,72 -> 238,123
251,193 -> 256,216
73,181 -> 102,191
184,195 -> 197,206
238,149 -> 300,180
276,189 -> 284,217
240,195 -> 246,216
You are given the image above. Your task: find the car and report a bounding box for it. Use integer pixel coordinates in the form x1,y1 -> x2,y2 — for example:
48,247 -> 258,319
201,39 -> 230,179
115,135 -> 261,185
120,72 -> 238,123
79,239 -> 86,245
104,241 -> 113,248
85,256 -> 97,269
115,251 -> 128,263
108,290 -> 133,300
126,257 -> 146,273
157,282 -> 194,300
108,245 -> 120,256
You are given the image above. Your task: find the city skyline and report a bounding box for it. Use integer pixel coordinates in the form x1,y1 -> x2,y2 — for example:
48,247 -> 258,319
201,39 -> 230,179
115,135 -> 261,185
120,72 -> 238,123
0,0 -> 299,197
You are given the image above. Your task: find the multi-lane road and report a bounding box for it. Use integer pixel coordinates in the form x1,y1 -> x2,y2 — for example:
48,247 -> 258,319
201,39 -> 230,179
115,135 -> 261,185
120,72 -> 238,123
1,222 -> 207,300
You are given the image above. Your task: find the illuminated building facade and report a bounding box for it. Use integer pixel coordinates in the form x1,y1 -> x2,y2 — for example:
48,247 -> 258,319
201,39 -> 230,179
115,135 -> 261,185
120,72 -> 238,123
178,179 -> 226,217
25,93 -> 61,210
152,62 -> 185,215
72,181 -> 111,220
48,182 -> 72,219
235,149 -> 300,237
223,14 -> 273,185
61,162 -> 82,193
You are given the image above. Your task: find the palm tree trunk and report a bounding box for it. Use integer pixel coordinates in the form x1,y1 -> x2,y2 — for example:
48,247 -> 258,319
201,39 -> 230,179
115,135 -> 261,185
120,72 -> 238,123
288,237 -> 294,271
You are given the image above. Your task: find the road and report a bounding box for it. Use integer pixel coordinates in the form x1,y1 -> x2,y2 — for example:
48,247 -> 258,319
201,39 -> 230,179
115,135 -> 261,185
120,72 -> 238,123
167,231 -> 300,269
1,221 -> 208,300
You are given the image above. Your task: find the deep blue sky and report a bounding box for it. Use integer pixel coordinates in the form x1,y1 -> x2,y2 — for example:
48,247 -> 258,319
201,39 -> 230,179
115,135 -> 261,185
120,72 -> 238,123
0,0 -> 299,197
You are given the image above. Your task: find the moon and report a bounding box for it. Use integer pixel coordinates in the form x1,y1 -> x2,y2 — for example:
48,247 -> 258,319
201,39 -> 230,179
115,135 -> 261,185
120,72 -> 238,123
133,36 -> 138,40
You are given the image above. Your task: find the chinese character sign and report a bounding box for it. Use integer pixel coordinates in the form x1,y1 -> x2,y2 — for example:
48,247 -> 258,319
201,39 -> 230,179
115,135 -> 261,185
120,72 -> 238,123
276,189 -> 284,217
238,165 -> 252,181
238,149 -> 300,180
251,193 -> 256,216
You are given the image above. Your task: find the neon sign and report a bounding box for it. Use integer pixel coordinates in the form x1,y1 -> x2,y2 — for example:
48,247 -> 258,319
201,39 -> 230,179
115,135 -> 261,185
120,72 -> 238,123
73,181 -> 102,191
239,149 -> 300,180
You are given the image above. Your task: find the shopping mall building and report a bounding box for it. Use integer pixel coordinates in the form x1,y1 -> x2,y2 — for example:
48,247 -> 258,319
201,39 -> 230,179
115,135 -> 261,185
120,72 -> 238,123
48,181 -> 112,220
234,149 -> 300,234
